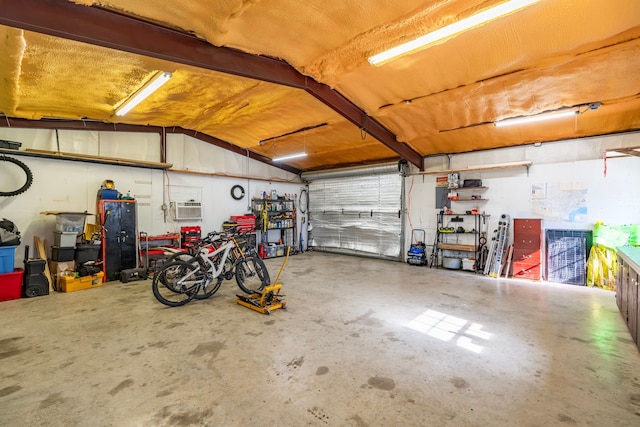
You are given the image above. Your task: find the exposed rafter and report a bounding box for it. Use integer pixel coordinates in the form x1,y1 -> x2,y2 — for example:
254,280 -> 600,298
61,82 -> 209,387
0,0 -> 423,169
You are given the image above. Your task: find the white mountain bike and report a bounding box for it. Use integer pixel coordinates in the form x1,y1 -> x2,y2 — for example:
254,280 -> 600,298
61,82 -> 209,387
152,230 -> 270,307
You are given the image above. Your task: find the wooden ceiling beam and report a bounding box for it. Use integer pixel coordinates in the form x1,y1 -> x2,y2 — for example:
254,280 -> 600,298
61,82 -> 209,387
0,0 -> 423,169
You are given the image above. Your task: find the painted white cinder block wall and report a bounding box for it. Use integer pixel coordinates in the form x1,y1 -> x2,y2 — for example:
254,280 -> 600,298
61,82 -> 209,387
0,129 -> 305,268
1,127 -> 638,270
405,132 -> 640,255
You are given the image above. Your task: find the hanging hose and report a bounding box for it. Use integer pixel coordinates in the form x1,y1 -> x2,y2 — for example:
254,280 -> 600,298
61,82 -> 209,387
0,155 -> 33,196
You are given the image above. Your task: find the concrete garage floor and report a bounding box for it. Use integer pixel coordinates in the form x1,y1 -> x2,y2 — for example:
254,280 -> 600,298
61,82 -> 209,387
1,251 -> 639,426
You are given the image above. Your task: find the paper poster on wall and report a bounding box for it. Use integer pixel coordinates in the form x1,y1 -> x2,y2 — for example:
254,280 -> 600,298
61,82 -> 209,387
531,182 -> 587,222
531,183 -> 546,199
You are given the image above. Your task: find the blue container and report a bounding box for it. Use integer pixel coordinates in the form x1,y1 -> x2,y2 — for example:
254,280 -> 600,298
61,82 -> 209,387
97,189 -> 119,200
0,246 -> 17,274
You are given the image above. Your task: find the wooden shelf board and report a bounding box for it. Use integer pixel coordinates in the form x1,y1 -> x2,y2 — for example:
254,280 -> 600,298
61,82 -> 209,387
439,243 -> 476,251
420,161 -> 532,175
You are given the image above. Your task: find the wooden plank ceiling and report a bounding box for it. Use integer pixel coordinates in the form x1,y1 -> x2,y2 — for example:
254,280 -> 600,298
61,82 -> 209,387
0,0 -> 639,172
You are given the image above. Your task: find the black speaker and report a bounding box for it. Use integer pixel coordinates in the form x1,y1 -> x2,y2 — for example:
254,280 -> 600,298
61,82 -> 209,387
23,274 -> 49,298
22,245 -> 49,298
24,258 -> 45,276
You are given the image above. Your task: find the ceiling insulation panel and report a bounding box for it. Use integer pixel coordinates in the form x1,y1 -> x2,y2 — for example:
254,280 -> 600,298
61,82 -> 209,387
1,0 -> 639,171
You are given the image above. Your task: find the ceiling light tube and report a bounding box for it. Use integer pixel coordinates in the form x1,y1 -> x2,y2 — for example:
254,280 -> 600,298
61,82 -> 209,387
272,152 -> 307,162
368,0 -> 539,65
115,71 -> 172,116
494,109 -> 578,128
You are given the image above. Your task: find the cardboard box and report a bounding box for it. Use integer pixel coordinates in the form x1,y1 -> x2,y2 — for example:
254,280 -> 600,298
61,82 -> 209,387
49,260 -> 76,288
59,271 -> 104,292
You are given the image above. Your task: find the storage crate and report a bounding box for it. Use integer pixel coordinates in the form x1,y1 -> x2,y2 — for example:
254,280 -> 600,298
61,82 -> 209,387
55,213 -> 86,233
0,246 -> 17,274
260,244 -> 286,258
75,244 -> 101,264
84,223 -> 102,241
51,246 -> 75,262
54,231 -> 78,248
462,258 -> 476,271
59,271 -> 104,292
0,268 -> 23,301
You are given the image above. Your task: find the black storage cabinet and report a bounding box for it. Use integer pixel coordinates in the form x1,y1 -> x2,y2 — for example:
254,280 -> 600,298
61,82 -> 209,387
98,200 -> 137,281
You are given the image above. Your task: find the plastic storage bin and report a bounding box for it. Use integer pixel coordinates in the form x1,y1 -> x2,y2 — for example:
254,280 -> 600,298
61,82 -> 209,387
54,231 -> 78,248
75,244 -> 101,264
0,268 -> 23,301
462,258 -> 476,271
51,246 -> 75,262
55,213 -> 86,233
0,246 -> 17,274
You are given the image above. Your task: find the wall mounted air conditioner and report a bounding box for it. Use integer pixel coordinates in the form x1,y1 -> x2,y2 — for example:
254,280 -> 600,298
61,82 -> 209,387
171,201 -> 202,220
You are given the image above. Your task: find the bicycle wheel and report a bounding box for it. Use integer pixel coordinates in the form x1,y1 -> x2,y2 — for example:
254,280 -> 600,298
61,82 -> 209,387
152,261 -> 200,306
235,255 -> 270,294
167,252 -> 193,263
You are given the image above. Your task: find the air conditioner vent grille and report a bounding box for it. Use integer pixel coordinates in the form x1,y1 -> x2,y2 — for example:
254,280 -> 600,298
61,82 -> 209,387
171,201 -> 202,220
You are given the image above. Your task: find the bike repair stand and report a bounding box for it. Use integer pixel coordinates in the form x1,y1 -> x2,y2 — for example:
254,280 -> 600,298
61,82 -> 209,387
236,247 -> 289,315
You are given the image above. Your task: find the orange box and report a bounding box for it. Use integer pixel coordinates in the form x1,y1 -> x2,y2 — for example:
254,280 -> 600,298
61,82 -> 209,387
59,272 -> 104,292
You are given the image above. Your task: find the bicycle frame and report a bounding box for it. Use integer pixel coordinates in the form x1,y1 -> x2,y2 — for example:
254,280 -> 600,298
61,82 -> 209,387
152,229 -> 269,306
190,233 -> 248,280
197,239 -> 235,279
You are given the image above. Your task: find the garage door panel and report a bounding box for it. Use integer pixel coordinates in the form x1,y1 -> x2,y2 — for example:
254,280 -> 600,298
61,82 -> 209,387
308,172 -> 402,260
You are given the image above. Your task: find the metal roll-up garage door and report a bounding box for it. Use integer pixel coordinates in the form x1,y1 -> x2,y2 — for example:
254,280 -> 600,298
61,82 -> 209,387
301,161 -> 407,260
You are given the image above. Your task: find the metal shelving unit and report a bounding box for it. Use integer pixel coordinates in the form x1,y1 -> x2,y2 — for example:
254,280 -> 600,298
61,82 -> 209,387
431,212 -> 490,272
251,197 -> 296,258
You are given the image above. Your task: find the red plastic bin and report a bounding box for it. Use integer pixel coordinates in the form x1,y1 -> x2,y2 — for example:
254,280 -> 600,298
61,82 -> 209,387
0,268 -> 24,302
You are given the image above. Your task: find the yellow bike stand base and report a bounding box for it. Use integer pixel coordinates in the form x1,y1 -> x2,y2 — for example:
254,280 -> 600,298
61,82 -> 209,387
236,284 -> 286,315
236,246 -> 290,315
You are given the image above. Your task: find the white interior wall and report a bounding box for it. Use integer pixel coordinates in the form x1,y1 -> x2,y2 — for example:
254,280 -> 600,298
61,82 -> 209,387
2,126 -> 637,269
0,128 -> 304,269
405,132 -> 640,255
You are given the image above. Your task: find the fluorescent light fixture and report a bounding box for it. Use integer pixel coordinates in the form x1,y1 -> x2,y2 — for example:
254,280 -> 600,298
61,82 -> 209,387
368,0 -> 539,65
494,109 -> 578,128
272,152 -> 307,162
115,71 -> 172,116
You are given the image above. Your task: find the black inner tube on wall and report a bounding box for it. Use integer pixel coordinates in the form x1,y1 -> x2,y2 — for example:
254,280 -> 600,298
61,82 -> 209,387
0,156 -> 33,197
230,184 -> 245,200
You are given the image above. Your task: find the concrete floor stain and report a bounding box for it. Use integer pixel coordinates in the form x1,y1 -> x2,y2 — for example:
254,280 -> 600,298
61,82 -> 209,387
39,392 -> 65,409
189,341 -> 224,357
0,385 -> 21,397
367,376 -> 396,390
157,406 -> 213,426
108,379 -> 134,396
166,322 -> 185,329
288,356 -> 305,368
348,414 -> 368,426
557,413 -> 577,423
316,366 -> 329,375
450,377 -> 470,389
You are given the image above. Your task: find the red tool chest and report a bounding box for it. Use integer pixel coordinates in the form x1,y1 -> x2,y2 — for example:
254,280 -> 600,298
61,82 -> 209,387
512,218 -> 542,280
